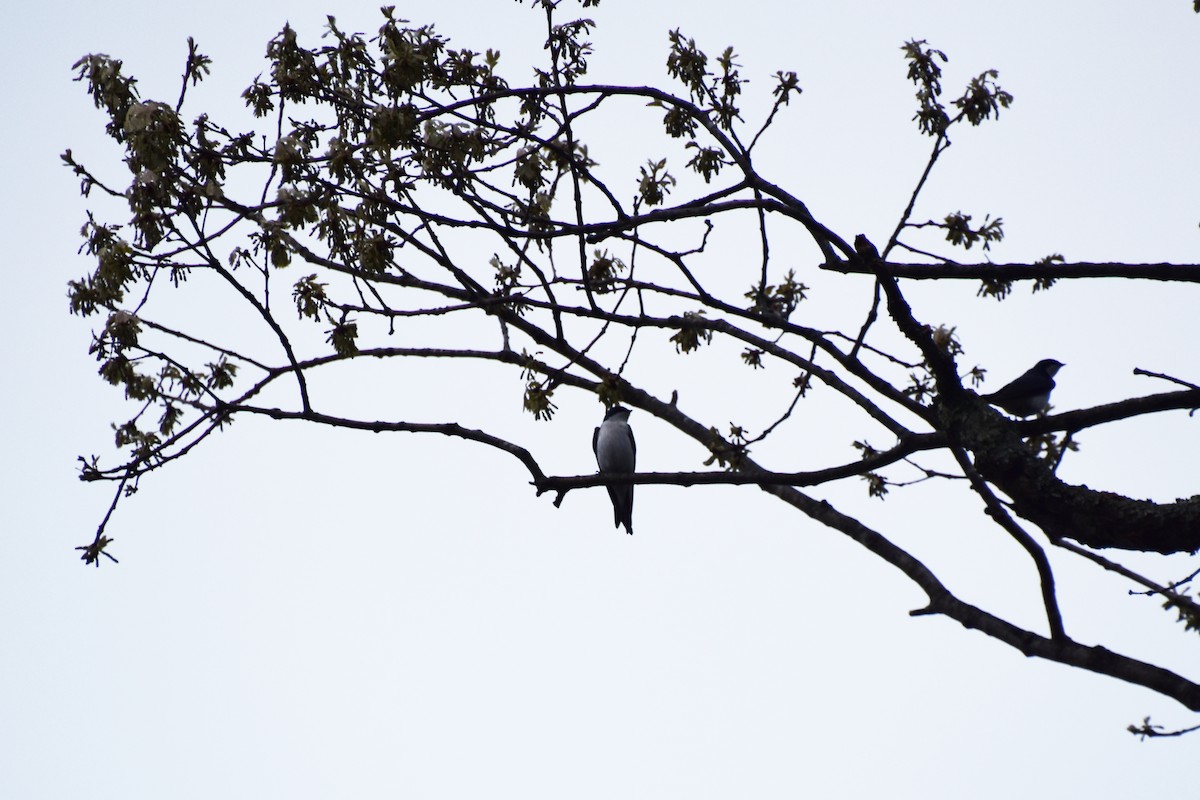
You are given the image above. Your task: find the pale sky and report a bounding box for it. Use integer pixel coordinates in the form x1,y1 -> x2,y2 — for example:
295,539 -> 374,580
3,1 -> 1200,797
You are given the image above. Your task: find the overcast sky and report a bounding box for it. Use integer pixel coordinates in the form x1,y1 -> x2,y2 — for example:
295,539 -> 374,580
4,1 -> 1200,797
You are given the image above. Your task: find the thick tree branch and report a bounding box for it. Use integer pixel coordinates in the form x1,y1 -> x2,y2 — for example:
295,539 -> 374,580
945,398 -> 1200,553
824,260 -> 1200,282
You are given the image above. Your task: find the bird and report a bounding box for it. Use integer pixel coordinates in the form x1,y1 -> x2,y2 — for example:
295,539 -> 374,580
854,233 -> 881,262
980,359 -> 1064,417
593,404 -> 636,534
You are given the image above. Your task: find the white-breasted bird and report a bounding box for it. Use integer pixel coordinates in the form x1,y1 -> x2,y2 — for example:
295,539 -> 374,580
593,405 -> 636,534
980,359 -> 1064,417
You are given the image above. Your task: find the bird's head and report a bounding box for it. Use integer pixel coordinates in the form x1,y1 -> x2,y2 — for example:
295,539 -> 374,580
603,404 -> 632,422
1036,359 -> 1065,377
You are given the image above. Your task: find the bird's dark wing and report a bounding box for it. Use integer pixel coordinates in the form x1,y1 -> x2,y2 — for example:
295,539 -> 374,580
980,363 -> 1059,416
592,426 -> 600,459
622,426 -> 635,534
986,368 -> 1053,402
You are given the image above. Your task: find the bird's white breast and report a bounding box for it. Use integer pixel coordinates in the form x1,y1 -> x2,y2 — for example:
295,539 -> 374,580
596,421 -> 635,472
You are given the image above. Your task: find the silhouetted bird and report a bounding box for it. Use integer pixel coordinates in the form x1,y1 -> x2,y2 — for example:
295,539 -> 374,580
593,405 -> 636,534
854,233 -> 881,262
981,359 -> 1064,417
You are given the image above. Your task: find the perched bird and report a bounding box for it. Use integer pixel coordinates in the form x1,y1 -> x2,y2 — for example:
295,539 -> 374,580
593,405 -> 636,534
854,233 -> 881,262
981,359 -> 1064,417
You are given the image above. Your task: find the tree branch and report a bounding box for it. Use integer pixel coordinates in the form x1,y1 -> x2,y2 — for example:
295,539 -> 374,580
824,260 -> 1200,282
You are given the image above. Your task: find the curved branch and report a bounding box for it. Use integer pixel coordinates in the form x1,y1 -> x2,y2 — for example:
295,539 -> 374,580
759,476 -> 1200,711
229,403 -> 548,483
949,444 -> 1065,640
923,593 -> 1200,711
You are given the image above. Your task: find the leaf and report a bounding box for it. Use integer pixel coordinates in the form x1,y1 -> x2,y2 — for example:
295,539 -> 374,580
669,311 -> 712,353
